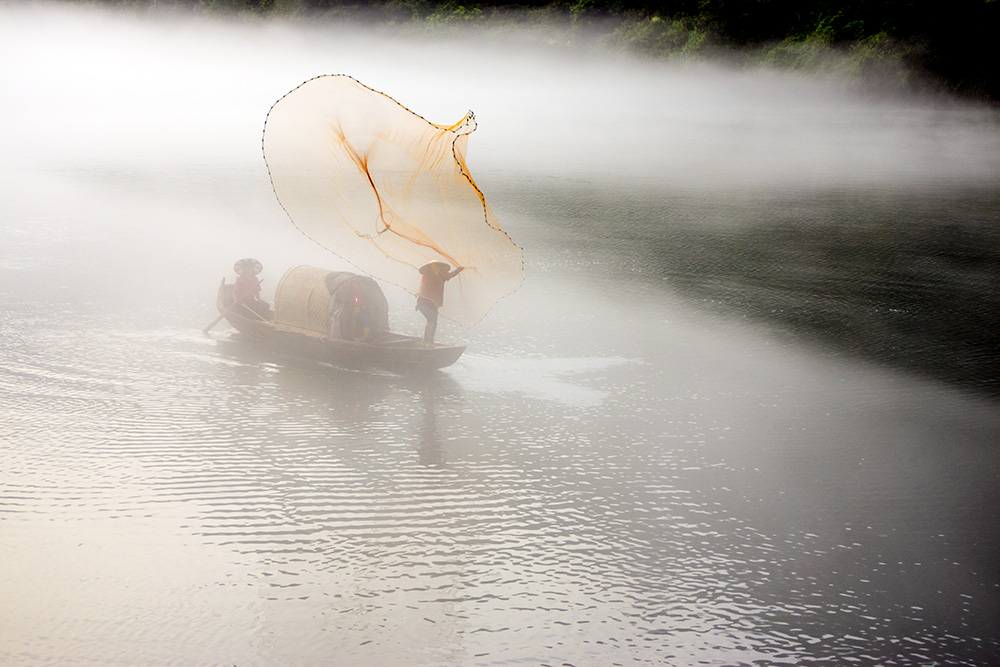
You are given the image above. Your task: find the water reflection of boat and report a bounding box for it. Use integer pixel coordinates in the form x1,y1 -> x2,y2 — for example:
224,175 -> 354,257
215,265 -> 465,372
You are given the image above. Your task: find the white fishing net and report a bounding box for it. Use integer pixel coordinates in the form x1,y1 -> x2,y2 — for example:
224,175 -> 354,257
263,74 -> 523,327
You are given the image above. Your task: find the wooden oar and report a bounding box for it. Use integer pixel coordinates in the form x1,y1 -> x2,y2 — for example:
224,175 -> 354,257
203,278 -> 264,334
203,297 -> 248,334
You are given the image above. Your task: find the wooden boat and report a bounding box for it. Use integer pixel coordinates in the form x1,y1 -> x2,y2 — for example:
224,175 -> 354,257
214,265 -> 465,372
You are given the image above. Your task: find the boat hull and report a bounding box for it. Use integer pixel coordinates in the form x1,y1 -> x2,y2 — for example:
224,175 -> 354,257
215,280 -> 465,372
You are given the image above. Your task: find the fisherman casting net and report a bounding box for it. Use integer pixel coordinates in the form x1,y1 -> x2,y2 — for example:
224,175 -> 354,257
263,74 -> 523,327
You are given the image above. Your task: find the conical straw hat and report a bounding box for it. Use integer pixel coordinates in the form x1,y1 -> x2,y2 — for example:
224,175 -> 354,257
234,258 -> 263,276
418,260 -> 450,276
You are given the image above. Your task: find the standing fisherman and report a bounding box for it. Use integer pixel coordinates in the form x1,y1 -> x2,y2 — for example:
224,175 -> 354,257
416,261 -> 464,347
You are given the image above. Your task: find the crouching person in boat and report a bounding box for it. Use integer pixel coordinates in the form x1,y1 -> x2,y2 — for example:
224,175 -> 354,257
232,258 -> 271,319
416,261 -> 464,347
326,273 -> 389,342
330,283 -> 373,341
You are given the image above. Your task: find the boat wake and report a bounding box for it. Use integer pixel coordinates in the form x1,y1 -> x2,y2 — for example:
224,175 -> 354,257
453,354 -> 639,408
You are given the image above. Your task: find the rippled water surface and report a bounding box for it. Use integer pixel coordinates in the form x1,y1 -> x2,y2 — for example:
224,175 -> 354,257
3,4 -> 1000,666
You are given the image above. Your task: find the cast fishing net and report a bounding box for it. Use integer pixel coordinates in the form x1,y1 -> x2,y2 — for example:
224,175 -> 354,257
263,74 -> 523,327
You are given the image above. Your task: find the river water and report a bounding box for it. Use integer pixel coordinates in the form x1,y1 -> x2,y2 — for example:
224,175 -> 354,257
2,4 -> 999,666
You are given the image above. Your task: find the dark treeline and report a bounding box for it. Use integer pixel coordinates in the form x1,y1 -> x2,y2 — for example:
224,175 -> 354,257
152,0 -> 1000,101
608,0 -> 998,101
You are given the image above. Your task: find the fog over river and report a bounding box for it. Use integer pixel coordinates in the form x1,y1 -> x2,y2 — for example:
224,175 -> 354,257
1,3 -> 999,665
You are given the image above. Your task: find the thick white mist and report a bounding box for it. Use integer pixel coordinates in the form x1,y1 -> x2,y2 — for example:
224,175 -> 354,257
3,7 -> 1000,667
3,1 -> 999,190
4,0 -> 998,324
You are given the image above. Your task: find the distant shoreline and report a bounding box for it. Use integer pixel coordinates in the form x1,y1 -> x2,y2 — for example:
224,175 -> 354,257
75,0 -> 1000,103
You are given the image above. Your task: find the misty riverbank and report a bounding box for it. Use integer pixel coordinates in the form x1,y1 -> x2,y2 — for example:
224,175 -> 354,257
76,0 -> 1000,102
